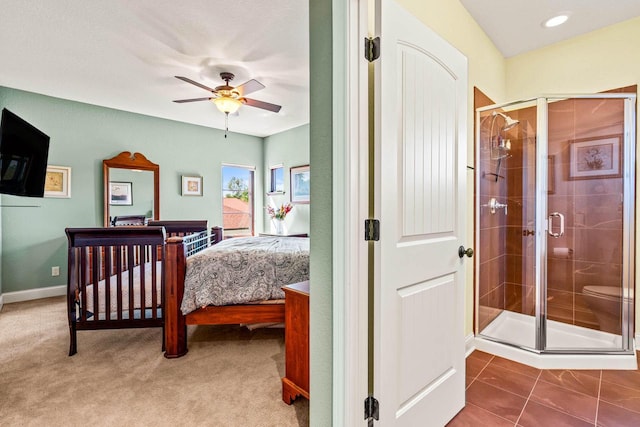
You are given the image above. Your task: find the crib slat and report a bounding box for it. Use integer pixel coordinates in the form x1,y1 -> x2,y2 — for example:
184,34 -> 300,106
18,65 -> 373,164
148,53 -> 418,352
104,246 -> 112,321
86,246 -> 92,286
92,246 -> 99,322
80,248 -> 88,322
152,244 -> 159,319
128,245 -> 135,321
68,247 -> 79,320
80,247 -> 88,289
99,247 -> 106,281
140,245 -> 147,320
116,246 -> 123,321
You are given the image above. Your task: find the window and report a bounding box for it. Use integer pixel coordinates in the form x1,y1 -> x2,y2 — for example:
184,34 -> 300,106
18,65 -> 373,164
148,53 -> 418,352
222,165 -> 255,237
269,164 -> 285,193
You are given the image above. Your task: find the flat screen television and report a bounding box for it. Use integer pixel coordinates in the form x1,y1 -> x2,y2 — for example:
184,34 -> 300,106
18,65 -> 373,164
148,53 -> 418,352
0,108 -> 50,197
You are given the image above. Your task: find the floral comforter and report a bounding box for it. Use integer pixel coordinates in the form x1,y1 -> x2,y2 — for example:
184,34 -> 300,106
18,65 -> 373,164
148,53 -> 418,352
180,236 -> 310,314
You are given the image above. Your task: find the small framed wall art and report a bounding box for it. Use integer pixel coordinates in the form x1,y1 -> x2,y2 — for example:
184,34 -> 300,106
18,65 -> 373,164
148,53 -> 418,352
290,164 -> 310,204
182,175 -> 203,196
44,165 -> 71,198
569,135 -> 621,180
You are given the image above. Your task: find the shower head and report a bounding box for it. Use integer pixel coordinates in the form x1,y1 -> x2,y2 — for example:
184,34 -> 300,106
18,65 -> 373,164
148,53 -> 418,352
493,111 -> 520,131
487,110 -> 519,161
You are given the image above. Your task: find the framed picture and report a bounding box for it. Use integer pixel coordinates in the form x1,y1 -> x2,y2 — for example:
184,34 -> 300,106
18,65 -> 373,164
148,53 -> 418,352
182,175 -> 203,196
109,181 -> 133,205
290,164 -> 310,204
569,135 -> 621,180
44,165 -> 71,198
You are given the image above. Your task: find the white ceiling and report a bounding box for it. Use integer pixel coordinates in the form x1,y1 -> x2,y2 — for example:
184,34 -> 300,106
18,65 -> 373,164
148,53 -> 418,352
459,0 -> 640,58
0,0 -> 309,138
1,1 -> 638,138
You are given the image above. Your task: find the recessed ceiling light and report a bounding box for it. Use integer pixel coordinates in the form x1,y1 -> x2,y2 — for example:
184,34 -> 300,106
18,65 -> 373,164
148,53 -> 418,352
543,14 -> 569,28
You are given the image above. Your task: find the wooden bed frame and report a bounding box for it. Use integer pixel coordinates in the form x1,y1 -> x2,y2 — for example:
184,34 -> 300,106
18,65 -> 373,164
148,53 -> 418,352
163,233 -> 285,358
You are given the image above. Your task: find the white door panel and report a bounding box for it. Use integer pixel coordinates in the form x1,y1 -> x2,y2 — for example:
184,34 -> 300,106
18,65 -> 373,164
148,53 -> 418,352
373,0 -> 468,425
399,44 -> 457,238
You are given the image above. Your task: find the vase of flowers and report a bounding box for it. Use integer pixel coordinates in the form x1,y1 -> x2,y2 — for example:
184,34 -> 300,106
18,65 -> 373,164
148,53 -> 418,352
266,203 -> 293,235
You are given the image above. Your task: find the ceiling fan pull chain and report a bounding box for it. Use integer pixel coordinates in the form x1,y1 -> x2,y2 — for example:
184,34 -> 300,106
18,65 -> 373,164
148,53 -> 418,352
224,112 -> 229,139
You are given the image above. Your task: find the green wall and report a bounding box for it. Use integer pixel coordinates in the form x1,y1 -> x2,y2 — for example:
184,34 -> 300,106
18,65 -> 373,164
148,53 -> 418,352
263,124 -> 310,234
0,86 -> 264,293
309,0 -> 334,424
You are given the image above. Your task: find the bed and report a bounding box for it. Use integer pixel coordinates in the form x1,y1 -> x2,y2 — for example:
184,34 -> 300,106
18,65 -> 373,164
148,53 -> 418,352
65,221 -> 217,356
163,234 -> 310,358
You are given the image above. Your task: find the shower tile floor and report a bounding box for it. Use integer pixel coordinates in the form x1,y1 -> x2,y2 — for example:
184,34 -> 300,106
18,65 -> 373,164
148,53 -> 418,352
448,350 -> 640,426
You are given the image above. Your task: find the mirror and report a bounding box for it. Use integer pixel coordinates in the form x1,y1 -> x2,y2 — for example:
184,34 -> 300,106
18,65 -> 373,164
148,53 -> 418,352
103,151 -> 160,227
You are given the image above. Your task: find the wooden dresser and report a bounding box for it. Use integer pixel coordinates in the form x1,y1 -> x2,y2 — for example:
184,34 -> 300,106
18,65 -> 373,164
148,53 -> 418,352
281,281 -> 310,404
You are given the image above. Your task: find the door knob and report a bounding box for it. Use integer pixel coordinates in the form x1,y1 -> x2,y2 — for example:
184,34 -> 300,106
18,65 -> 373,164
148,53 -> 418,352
458,246 -> 474,258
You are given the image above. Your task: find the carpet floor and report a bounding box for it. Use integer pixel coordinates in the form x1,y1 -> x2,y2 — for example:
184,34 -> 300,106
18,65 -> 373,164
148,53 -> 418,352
0,296 -> 309,426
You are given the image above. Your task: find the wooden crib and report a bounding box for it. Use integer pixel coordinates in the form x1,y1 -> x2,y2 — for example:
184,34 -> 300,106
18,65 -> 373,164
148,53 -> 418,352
65,221 -> 218,356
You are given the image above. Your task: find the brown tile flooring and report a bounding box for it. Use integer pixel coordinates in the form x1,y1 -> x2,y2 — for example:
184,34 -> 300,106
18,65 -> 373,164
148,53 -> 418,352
448,350 -> 640,427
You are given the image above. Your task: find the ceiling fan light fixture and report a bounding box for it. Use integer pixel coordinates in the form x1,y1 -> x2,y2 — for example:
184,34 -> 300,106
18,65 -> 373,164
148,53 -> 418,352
542,14 -> 569,28
213,96 -> 242,114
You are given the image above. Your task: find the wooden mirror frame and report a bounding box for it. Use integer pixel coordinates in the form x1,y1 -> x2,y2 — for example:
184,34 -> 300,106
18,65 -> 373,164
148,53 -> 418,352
103,151 -> 160,227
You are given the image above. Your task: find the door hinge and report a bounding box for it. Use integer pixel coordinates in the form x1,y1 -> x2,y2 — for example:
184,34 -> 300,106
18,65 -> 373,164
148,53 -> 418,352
364,219 -> 380,241
364,36 -> 380,62
364,395 -> 380,421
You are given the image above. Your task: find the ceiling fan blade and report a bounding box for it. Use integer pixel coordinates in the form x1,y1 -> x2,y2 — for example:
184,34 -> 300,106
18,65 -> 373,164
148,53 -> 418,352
175,76 -> 216,93
173,97 -> 213,103
243,98 -> 282,113
236,79 -> 265,96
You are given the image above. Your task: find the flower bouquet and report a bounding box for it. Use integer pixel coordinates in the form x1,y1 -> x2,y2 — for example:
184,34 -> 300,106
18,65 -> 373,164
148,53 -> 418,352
266,203 -> 293,220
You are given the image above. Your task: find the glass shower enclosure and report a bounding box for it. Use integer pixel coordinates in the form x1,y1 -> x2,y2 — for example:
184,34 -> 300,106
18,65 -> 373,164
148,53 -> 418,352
475,93 -> 636,356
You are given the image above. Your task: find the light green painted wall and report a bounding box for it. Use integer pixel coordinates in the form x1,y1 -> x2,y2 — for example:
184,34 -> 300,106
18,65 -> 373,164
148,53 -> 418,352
310,0 -> 334,424
0,86 -> 264,293
263,124 -> 310,234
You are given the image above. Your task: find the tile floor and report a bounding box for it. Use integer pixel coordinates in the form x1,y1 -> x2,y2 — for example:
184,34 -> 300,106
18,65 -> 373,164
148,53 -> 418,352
448,350 -> 640,426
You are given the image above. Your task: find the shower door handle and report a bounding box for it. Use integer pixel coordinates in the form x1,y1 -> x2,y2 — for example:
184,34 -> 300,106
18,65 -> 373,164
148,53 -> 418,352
548,212 -> 565,238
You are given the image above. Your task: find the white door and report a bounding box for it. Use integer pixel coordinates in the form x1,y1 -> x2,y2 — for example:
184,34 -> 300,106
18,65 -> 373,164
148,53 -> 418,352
373,0 -> 468,425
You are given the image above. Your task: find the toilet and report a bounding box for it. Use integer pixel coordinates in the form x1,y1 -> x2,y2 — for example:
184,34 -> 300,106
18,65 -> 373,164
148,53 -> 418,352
582,285 -> 633,334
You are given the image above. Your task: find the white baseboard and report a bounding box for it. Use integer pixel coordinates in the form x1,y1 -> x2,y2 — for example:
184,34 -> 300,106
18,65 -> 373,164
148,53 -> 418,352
1,285 -> 66,304
0,293 -> 3,311
465,333 -> 476,357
